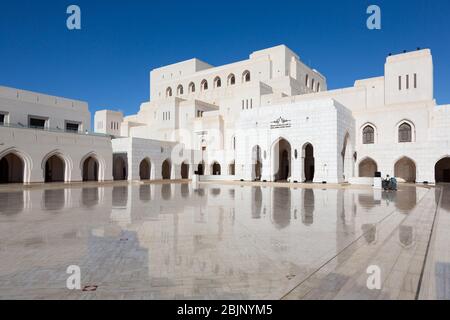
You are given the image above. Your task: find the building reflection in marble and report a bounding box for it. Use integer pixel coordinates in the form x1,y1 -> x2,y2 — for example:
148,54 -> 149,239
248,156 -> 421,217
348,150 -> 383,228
42,189 -> 66,211
139,184 -> 151,202
0,183 -> 428,299
302,189 -> 315,226
0,191 -> 24,215
81,187 -> 99,208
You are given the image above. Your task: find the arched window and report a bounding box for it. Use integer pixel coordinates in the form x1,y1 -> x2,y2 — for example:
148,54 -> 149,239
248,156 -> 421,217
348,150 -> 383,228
242,70 -> 251,83
311,79 -> 315,91
305,74 -> 309,87
188,82 -> 196,93
201,79 -> 208,91
166,87 -> 172,97
214,77 -> 222,88
363,125 -> 375,144
398,122 -> 412,143
177,85 -> 184,95
227,74 -> 236,86
317,83 -> 321,92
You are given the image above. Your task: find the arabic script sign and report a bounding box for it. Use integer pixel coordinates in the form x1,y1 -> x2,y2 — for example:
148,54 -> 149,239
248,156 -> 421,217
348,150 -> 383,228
270,117 -> 292,129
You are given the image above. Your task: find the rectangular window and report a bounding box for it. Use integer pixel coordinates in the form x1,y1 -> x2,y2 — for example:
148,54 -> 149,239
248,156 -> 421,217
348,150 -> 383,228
414,73 -> 417,88
0,114 -> 5,125
406,75 -> 409,89
65,122 -> 80,132
399,76 -> 402,90
29,117 -> 46,129
242,100 -> 244,110
250,99 -> 253,109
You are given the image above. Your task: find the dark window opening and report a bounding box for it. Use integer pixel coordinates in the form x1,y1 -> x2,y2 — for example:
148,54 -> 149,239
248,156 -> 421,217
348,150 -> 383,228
363,126 -> 375,144
65,122 -> 79,132
29,118 -> 46,129
0,114 -> 5,125
399,123 -> 412,143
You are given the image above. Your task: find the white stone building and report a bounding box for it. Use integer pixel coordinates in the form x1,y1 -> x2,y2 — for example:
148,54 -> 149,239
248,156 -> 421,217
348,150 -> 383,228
2,44 -> 450,185
0,86 -> 113,183
95,45 -> 450,185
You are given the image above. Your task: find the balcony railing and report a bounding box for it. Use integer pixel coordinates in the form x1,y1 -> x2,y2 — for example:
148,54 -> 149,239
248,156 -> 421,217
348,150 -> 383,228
0,122 -> 112,138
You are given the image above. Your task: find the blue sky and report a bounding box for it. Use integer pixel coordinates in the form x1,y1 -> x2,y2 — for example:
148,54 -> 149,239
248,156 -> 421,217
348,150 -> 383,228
1,0 -> 449,120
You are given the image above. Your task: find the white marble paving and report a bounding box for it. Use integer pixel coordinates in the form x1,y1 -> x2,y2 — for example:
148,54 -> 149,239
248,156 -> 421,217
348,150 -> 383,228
0,182 -> 443,300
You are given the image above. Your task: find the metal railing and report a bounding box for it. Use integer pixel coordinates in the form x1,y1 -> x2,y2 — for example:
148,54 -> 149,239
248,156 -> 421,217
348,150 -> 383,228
0,122 -> 112,138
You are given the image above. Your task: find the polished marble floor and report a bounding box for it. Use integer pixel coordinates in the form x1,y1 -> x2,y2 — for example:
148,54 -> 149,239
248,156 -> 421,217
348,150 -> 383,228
0,181 -> 446,299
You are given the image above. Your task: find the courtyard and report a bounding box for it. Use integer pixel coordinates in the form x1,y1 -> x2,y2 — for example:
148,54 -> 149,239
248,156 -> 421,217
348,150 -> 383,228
0,181 -> 448,300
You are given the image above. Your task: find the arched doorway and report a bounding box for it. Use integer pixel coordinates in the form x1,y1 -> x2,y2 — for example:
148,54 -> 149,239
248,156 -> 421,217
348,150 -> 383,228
229,161 -> 235,175
139,159 -> 151,180
0,157 -> 8,183
272,138 -> 292,182
252,145 -> 262,181
162,159 -> 171,180
342,133 -> 353,181
0,153 -> 24,183
359,158 -> 377,178
181,162 -> 189,179
211,162 -> 221,175
45,155 -> 65,182
82,156 -> 99,182
303,143 -> 315,182
435,157 -> 450,183
113,155 -> 127,181
394,157 -> 416,183
197,161 -> 205,175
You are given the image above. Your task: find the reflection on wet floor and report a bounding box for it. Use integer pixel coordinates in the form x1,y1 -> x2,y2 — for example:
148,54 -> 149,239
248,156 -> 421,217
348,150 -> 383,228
0,183 -> 434,299
419,184 -> 450,300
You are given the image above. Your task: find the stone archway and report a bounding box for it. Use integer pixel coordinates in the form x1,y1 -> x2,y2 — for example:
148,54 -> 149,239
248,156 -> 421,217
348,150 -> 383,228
359,158 -> 377,178
181,162 -> 189,179
211,162 -> 221,175
45,155 -> 65,183
272,138 -> 292,182
303,143 -> 315,182
113,155 -> 127,181
252,145 -> 262,181
0,153 -> 24,183
197,161 -> 205,175
229,161 -> 235,175
341,133 -> 353,181
139,158 -> 151,180
162,159 -> 171,180
435,157 -> 450,183
394,157 -> 416,183
82,156 -> 99,182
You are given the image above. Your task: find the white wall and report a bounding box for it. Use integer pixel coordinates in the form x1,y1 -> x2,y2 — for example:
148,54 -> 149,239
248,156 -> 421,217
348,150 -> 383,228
0,86 -> 90,132
0,126 -> 113,183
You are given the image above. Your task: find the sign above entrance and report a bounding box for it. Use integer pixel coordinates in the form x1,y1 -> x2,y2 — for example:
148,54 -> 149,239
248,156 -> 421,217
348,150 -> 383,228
270,117 -> 291,129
